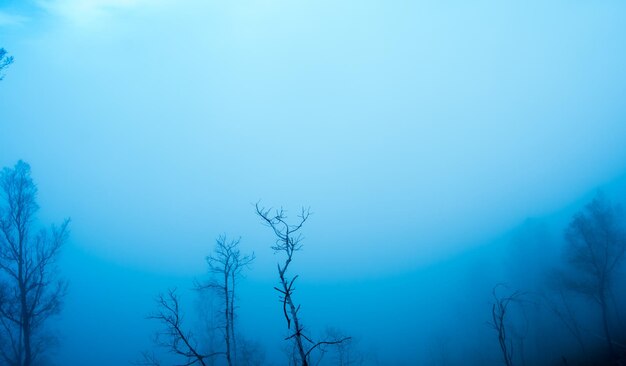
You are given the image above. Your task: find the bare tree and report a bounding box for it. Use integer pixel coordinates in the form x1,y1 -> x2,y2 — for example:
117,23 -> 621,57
145,288 -> 224,366
0,48 -> 13,80
0,161 -> 69,366
489,284 -> 525,366
561,193 -> 626,358
195,235 -> 254,366
255,203 -> 350,366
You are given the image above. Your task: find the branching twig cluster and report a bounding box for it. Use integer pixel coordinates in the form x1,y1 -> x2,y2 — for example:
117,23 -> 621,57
256,203 -> 350,366
147,288 -> 224,366
489,284 -> 525,366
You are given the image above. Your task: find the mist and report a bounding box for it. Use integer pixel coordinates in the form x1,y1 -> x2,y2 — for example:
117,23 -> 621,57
1,1 -> 626,365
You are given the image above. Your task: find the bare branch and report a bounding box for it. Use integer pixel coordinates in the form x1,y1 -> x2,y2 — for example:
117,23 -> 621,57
147,288 -> 225,366
305,337 -> 352,359
489,284 -> 525,366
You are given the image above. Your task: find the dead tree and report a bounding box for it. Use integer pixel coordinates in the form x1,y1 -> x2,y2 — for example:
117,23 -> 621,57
146,288 -> 223,366
256,203 -> 350,366
0,160 -> 69,366
562,193 -> 626,358
489,284 -> 524,366
195,235 -> 254,366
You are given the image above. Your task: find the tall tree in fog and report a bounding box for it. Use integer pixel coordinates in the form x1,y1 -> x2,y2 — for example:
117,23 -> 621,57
0,48 -> 13,80
562,193 -> 626,358
0,161 -> 69,366
256,204 -> 349,366
195,235 -> 255,366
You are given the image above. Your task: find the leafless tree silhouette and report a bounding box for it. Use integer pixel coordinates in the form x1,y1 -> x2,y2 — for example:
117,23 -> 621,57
0,160 -> 69,366
489,284 -> 525,366
256,203 -> 350,366
145,288 -> 224,366
195,235 -> 254,366
561,193 -> 626,358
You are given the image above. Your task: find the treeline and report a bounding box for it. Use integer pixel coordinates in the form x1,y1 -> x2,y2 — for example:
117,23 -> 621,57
0,161 -> 625,366
132,182 -> 626,365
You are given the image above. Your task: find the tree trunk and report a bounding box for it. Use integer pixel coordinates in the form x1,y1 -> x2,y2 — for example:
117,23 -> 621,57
288,298 -> 308,366
599,295 -> 615,359
19,238 -> 31,366
23,318 -> 31,366
224,272 -> 232,366
230,272 -> 236,366
281,274 -> 308,366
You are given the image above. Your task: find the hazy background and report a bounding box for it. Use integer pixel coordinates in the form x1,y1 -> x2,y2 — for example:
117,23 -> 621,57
1,1 -> 626,364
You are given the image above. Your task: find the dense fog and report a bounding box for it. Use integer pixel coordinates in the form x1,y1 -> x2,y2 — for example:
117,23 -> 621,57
1,1 -> 626,365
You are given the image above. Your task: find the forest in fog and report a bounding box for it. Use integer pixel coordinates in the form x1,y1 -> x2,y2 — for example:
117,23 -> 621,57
0,154 -> 625,365
2,1 -> 626,365
135,190 -> 626,366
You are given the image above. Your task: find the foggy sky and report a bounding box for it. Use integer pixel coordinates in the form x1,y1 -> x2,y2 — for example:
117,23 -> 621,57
2,1 -> 626,365
2,0 -> 626,277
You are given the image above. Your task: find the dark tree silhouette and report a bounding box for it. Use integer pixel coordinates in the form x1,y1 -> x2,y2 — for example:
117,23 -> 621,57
255,203 -> 350,366
195,235 -> 255,366
562,193 -> 626,358
144,288 -> 224,366
489,284 -> 524,366
0,161 -> 69,366
0,48 -> 13,80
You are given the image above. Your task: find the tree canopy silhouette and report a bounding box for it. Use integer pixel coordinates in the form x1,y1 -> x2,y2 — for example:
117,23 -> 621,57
0,161 -> 69,366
